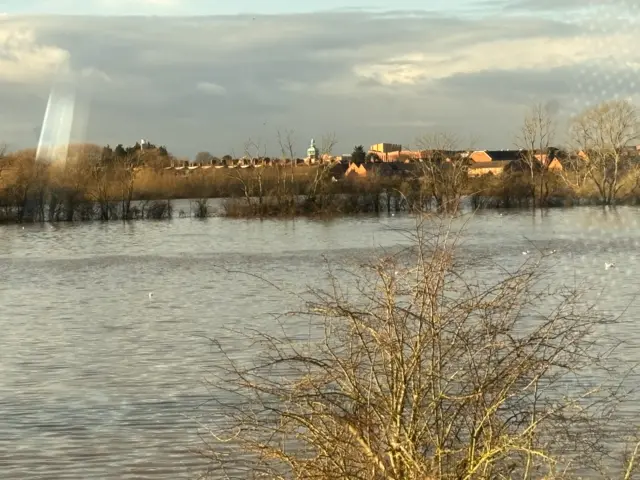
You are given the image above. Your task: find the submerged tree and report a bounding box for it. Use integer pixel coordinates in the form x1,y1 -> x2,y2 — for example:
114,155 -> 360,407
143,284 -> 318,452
415,132 -> 472,213
515,103 -> 556,207
570,99 -> 640,205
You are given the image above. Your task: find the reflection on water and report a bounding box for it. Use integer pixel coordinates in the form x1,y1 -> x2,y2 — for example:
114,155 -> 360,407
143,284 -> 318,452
1,206 -> 640,478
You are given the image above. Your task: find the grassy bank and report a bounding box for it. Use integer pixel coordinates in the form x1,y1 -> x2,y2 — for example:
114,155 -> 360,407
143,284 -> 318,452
3,146 -> 640,223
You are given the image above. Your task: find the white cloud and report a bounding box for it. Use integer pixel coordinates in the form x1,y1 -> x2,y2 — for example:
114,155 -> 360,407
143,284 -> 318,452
196,81 -> 226,95
0,26 -> 69,83
353,33 -> 640,86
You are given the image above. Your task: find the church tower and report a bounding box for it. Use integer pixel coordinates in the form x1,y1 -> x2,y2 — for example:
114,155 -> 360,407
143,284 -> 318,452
306,138 -> 319,164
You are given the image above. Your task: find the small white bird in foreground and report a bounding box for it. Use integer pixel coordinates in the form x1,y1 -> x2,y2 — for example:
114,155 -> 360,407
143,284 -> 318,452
148,292 -> 154,299
522,250 -> 530,255
605,262 -> 615,270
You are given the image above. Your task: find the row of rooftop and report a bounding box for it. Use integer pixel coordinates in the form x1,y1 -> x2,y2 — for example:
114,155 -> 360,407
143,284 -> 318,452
150,139 -> 640,178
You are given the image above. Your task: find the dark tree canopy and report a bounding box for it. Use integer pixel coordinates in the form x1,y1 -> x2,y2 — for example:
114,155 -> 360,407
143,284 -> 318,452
352,145 -> 366,165
366,152 -> 380,163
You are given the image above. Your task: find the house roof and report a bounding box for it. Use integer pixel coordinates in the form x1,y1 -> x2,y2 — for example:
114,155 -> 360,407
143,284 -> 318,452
329,163 -> 348,175
484,150 -> 524,161
469,160 -> 512,169
371,161 -> 418,172
421,149 -> 467,157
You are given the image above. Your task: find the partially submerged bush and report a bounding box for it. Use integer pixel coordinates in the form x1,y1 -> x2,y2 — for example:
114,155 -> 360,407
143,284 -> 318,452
200,217 -> 638,479
192,198 -> 209,218
145,200 -> 173,220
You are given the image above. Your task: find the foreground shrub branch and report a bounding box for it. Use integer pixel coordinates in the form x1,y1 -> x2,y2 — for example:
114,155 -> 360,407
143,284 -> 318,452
201,219 -> 634,479
206,219 -> 637,480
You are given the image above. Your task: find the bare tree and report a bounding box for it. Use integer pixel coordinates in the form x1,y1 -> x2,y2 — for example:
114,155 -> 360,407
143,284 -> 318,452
278,129 -> 297,168
570,99 -> 640,205
0,143 -> 8,181
243,138 -> 266,167
51,157 -> 92,221
4,149 -> 48,222
319,132 -> 338,160
515,103 -> 556,207
415,132 -> 472,213
114,151 -> 143,220
195,151 -> 214,165
225,138 -> 270,214
275,129 -> 298,209
558,151 -> 592,193
200,218 -> 638,479
305,133 -> 340,204
246,138 -> 267,206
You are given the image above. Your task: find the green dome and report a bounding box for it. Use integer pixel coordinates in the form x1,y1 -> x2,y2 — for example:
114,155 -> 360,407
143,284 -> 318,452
307,138 -> 318,157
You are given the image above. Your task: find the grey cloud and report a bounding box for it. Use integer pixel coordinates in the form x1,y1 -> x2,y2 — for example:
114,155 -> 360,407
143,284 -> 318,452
434,68 -> 576,104
0,11 -> 635,157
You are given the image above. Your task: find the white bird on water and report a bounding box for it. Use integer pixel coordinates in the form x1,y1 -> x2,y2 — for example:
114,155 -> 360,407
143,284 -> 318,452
522,250 -> 530,255
148,292 -> 154,299
605,262 -> 615,270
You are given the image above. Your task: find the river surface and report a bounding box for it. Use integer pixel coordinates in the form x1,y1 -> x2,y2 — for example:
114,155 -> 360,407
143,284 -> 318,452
1,205 -> 640,479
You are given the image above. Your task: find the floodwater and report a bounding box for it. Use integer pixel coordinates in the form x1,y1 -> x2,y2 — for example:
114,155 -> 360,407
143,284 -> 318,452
1,205 -> 640,479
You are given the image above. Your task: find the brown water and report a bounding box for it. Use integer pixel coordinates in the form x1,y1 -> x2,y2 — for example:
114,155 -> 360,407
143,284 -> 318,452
1,205 -> 640,479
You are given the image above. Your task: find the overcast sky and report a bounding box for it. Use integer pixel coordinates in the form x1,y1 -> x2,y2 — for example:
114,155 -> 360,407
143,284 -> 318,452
0,0 -> 637,158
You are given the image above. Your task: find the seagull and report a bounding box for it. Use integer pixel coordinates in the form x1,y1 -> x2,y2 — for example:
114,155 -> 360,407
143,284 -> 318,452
605,262 -> 615,270
148,292 -> 154,299
522,250 -> 530,255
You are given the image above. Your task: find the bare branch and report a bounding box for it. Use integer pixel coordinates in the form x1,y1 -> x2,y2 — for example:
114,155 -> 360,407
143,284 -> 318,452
569,99 -> 640,205
514,103 -> 557,206
198,217 -> 636,479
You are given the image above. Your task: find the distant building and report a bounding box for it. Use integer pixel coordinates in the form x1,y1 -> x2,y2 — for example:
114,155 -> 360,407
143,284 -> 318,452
370,143 -> 402,154
369,143 -> 403,162
466,149 -> 566,176
306,138 -> 319,164
468,161 -> 512,177
345,161 -> 416,178
468,150 -> 523,163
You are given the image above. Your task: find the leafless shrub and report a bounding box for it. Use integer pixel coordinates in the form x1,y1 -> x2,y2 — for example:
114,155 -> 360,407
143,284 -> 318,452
192,198 -> 210,218
145,199 -> 173,220
199,216 -> 638,480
